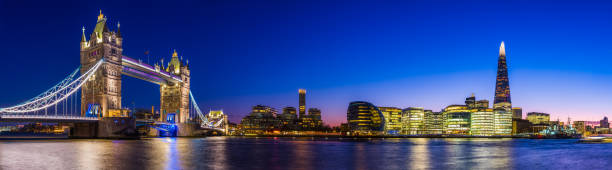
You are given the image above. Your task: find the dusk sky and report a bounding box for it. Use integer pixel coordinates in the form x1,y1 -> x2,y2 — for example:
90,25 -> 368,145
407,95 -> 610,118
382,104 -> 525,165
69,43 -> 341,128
2,0 -> 612,126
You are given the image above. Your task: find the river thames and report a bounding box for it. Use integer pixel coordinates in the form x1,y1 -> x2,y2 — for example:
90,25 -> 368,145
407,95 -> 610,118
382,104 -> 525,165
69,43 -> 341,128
1,137 -> 611,169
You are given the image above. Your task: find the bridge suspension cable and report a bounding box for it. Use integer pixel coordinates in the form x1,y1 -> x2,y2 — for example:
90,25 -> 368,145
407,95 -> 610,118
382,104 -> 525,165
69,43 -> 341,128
189,91 -> 210,126
0,59 -> 104,114
189,91 -> 226,130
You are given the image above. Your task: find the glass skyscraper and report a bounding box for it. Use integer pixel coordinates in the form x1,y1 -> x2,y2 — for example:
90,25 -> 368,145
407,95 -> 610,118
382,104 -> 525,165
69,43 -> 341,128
494,41 -> 511,105
493,42 -> 513,136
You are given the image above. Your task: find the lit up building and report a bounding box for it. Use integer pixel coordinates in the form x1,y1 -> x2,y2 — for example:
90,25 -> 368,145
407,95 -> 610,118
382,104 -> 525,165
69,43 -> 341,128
443,105 -> 471,135
494,41 -> 512,106
512,107 -> 522,119
465,94 -> 489,109
492,42 -> 513,136
476,100 -> 489,109
402,107 -> 425,135
493,105 -> 513,136
379,107 -> 402,135
573,121 -> 586,135
299,108 -> 323,130
424,110 -> 444,134
526,112 -> 550,125
299,89 -> 306,119
470,108 -> 495,136
347,101 -> 384,134
240,105 -> 281,134
279,107 -> 298,130
465,94 -> 476,108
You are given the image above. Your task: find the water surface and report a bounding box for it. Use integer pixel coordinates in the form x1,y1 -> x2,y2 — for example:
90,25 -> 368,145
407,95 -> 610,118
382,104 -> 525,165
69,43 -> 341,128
1,137 -> 610,169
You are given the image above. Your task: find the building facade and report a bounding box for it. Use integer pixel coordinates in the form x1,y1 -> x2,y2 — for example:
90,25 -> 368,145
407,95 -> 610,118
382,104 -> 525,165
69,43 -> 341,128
379,107 -> 402,134
424,110 -> 444,134
443,105 -> 471,135
471,108 -> 495,136
279,107 -> 298,130
240,105 -> 281,134
299,89 -> 306,119
80,12 -> 123,118
512,107 -> 522,119
492,42 -> 513,136
526,112 -> 550,125
402,107 -> 425,135
347,101 -> 384,134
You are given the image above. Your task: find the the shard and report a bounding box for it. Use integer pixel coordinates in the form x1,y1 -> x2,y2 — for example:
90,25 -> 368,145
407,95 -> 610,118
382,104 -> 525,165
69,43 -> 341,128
494,41 -> 511,105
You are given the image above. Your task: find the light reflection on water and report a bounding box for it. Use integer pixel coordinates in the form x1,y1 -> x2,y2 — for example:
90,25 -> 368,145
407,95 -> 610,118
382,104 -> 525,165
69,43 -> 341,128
1,137 -> 611,170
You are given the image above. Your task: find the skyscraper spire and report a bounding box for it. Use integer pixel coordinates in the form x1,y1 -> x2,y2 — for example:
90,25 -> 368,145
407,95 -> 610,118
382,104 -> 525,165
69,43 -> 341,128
499,41 -> 505,56
494,41 -> 511,106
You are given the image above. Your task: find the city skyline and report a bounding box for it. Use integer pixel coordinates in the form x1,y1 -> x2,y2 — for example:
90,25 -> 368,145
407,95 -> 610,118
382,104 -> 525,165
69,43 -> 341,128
3,1 -> 612,126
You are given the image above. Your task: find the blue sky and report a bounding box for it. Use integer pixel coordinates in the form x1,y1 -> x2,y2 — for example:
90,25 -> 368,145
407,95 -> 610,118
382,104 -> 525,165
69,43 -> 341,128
1,0 -> 612,125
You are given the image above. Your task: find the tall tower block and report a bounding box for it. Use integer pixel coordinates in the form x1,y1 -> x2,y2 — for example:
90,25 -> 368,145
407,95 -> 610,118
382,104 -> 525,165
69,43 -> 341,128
80,11 -> 123,117
493,41 -> 513,135
299,89 -> 306,119
494,41 -> 511,107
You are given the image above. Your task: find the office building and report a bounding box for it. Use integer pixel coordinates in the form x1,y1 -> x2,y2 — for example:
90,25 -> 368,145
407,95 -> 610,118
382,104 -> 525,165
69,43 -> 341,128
424,110 -> 444,134
494,41 -> 511,106
476,100 -> 489,109
279,107 -> 298,130
471,108 -> 495,136
346,101 -> 384,134
402,107 -> 425,135
379,107 -> 402,135
240,105 -> 281,134
512,107 -> 522,119
299,89 -> 306,119
527,112 -> 550,125
573,121 -> 586,135
443,105 -> 471,135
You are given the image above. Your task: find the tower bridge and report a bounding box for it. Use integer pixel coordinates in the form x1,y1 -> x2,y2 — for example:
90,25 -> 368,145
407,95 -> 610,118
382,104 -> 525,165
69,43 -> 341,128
0,11 -> 226,138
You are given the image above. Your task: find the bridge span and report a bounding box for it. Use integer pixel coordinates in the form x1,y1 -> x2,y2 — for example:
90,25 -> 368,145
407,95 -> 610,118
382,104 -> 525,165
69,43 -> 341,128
0,11 -> 227,138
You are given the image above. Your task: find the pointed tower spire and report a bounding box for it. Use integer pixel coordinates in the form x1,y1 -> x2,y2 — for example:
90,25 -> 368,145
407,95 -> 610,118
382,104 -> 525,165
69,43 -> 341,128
117,21 -> 122,37
494,41 -> 511,106
98,9 -> 105,21
499,41 -> 505,57
81,26 -> 87,42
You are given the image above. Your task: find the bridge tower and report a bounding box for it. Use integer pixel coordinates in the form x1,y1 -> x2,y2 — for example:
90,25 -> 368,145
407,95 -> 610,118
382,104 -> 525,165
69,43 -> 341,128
80,11 -> 123,117
160,50 -> 190,123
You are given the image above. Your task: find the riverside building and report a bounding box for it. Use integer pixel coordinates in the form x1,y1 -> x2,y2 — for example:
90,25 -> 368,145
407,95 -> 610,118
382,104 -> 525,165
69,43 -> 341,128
443,105 -> 471,135
424,110 -> 444,134
346,101 -> 384,135
379,107 -> 402,135
402,107 -> 425,135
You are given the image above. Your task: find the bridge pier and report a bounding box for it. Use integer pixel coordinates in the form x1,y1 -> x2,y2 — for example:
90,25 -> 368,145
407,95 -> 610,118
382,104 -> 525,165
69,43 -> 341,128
70,122 -> 98,138
177,123 -> 197,137
97,117 -> 137,139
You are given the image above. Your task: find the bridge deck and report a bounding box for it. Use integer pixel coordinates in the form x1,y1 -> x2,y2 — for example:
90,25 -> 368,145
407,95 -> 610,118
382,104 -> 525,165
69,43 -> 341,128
0,115 -> 99,123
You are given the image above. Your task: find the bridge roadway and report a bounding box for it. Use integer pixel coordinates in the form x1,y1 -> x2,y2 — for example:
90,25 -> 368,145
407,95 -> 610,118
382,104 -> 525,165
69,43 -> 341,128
0,115 -> 99,123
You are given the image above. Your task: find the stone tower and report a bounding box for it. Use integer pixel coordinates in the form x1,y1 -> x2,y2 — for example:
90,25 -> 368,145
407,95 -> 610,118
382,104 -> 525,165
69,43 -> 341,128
80,11 -> 123,117
160,50 -> 190,123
